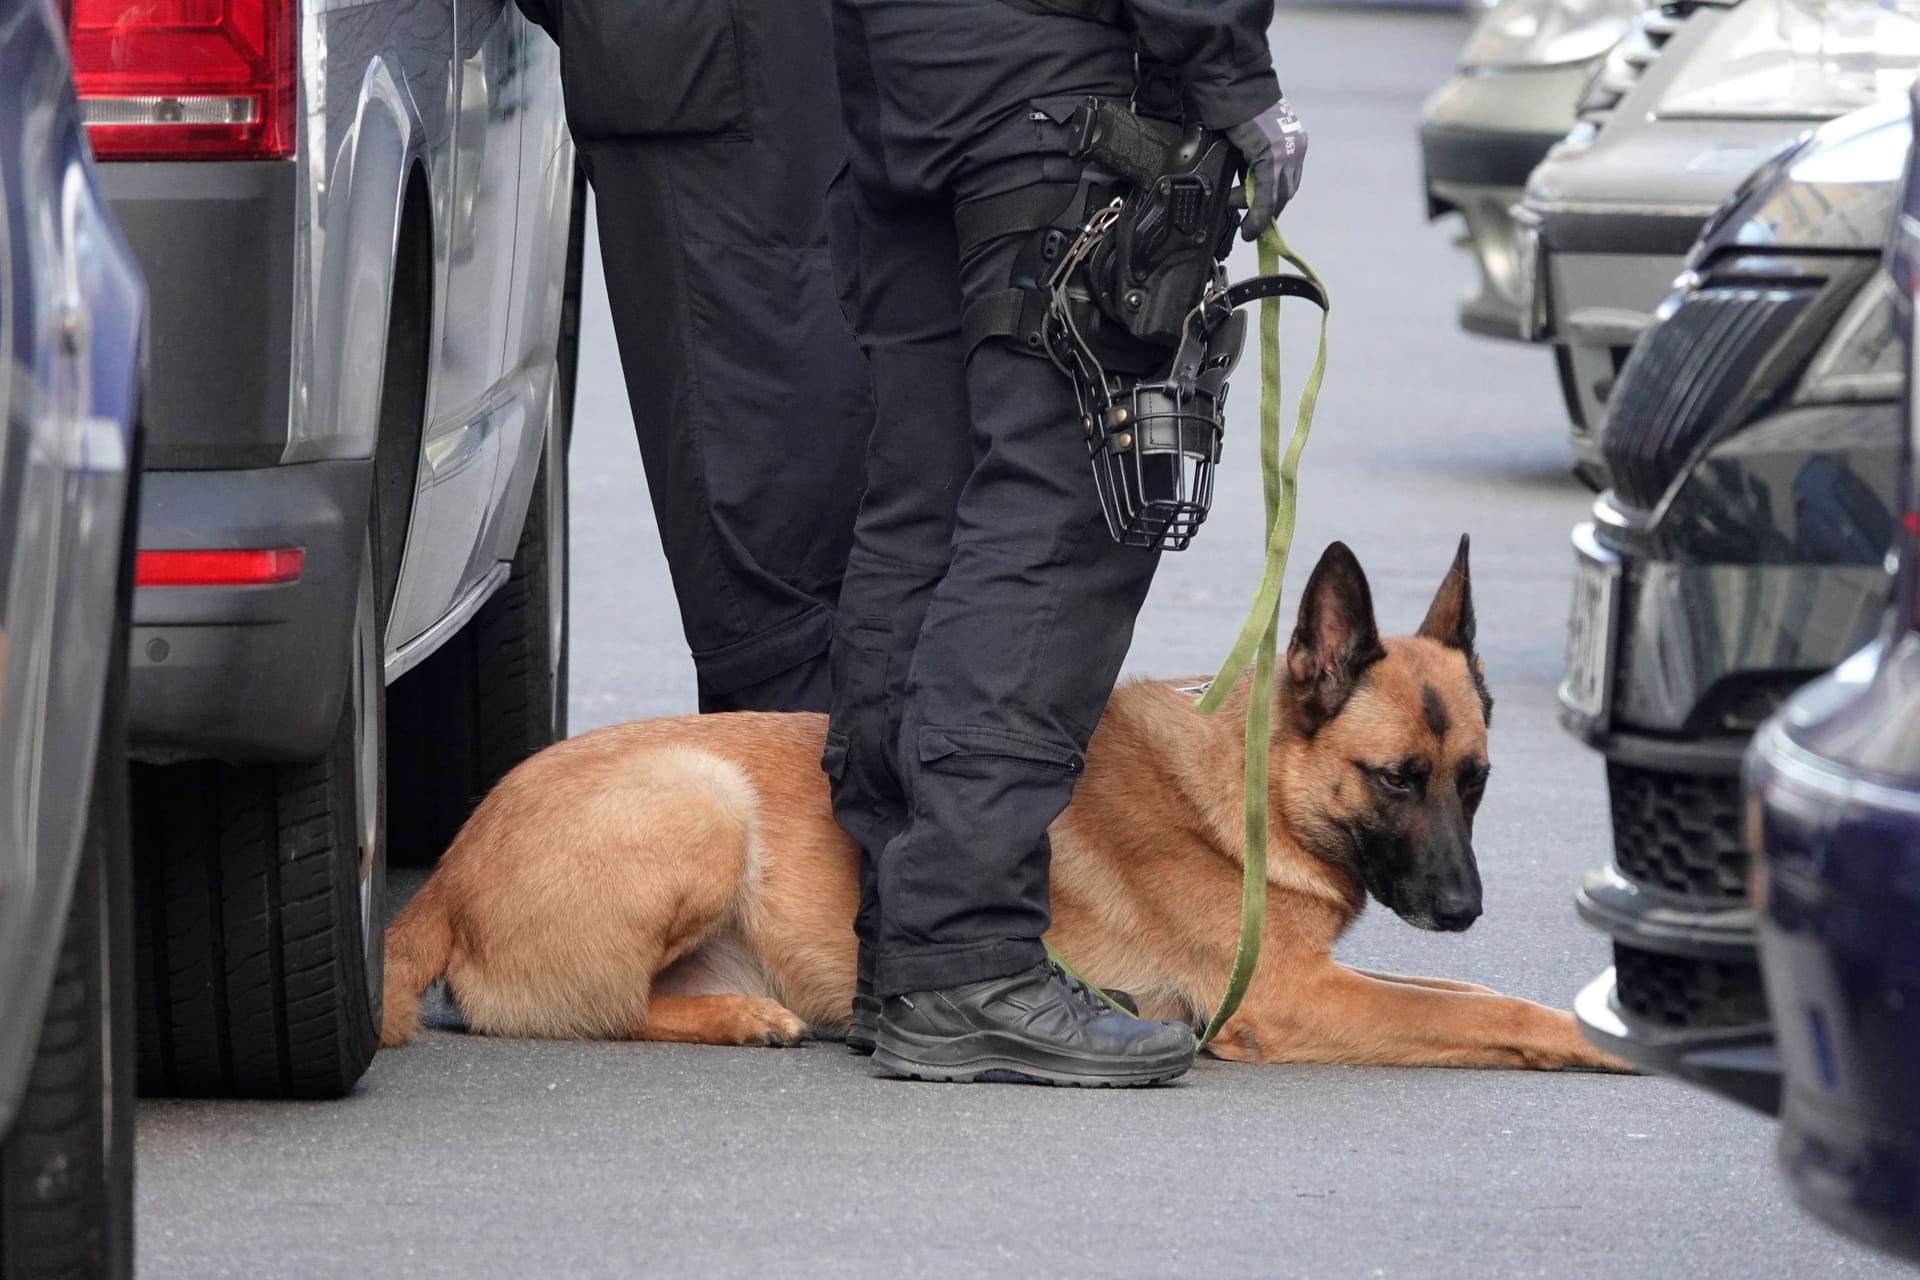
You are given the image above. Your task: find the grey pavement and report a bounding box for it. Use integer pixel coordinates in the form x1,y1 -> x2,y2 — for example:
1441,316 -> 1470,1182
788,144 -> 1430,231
135,7 -> 1907,1278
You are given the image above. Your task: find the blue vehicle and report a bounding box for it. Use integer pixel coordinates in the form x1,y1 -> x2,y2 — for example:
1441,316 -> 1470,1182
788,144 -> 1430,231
1744,84 -> 1920,1266
0,0 -> 146,1271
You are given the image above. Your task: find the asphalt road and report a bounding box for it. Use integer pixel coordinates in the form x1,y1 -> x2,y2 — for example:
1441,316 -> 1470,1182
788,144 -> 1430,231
134,8 -> 1910,1278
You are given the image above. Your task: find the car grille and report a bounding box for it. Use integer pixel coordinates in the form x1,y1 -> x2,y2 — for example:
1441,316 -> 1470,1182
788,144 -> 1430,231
1613,942 -> 1769,1029
1607,761 -> 1748,901
1602,283 -> 1815,509
1576,6 -> 1690,131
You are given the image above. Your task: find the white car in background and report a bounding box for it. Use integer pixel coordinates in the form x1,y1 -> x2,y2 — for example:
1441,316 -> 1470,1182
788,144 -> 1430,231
1421,0 -> 1644,342
1514,0 -> 1920,484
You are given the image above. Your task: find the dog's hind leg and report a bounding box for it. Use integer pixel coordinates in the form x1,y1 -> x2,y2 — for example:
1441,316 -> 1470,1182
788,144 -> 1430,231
445,747 -> 766,1041
632,995 -> 809,1047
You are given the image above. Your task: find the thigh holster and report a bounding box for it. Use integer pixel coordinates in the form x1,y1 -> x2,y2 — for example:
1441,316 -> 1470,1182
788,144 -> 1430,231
955,99 -> 1327,553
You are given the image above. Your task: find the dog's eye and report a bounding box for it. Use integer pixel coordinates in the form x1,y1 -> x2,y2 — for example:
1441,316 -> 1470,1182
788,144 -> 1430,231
1458,763 -> 1490,799
1370,764 -> 1415,794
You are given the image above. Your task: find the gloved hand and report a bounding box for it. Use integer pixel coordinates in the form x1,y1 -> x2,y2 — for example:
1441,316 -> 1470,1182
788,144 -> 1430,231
1225,97 -> 1308,241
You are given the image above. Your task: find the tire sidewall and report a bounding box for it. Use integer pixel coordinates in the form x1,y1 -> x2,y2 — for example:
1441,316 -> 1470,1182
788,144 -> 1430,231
339,537 -> 386,1051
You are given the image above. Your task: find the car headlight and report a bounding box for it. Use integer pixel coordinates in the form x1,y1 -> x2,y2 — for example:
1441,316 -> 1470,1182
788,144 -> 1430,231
1658,0 -> 1920,119
1798,273 -> 1903,401
1460,0 -> 1646,68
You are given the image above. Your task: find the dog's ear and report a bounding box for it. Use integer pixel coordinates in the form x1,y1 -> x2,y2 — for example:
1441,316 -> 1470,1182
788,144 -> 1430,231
1287,541 -> 1386,729
1418,533 -> 1476,654
1419,534 -> 1495,725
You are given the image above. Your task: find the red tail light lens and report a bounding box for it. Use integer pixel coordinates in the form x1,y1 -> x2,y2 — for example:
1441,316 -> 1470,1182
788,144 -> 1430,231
1907,510 -> 1920,632
137,548 -> 305,587
68,0 -> 296,160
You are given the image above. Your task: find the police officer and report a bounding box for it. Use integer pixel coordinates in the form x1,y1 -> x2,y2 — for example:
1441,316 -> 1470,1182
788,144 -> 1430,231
824,0 -> 1306,1084
516,0 -> 874,714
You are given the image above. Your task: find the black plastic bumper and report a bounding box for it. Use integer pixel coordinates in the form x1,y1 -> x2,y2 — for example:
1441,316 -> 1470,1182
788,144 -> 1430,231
130,461 -> 371,763
1575,967 -> 1781,1114
1536,204 -> 1714,258
1574,865 -> 1781,1114
97,160 -> 296,471
1420,122 -> 1563,200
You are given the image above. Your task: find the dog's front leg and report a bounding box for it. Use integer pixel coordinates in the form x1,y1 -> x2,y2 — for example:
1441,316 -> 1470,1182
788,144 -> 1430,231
1350,969 -> 1497,995
1212,962 -> 1630,1072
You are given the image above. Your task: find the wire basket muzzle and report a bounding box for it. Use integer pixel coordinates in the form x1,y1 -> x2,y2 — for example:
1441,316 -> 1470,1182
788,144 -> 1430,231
1082,376 -> 1225,551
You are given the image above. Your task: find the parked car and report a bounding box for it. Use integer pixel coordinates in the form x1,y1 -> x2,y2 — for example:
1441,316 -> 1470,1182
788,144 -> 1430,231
1742,84 -> 1920,1266
1420,0 -> 1641,341
0,0 -> 145,1269
1566,99 -> 1912,1113
1514,0 -> 1920,486
61,0 -> 582,1098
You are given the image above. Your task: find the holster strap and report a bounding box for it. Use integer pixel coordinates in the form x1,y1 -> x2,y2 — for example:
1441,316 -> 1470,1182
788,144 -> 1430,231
961,287 -> 1053,359
1219,272 -> 1329,313
954,183 -> 1082,260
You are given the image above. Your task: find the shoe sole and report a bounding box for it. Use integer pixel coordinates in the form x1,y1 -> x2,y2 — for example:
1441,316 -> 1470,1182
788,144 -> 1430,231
870,1046 -> 1187,1087
871,1028 -> 1192,1088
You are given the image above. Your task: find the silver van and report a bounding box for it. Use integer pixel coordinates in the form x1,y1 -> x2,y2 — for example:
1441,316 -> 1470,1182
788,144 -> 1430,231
65,0 -> 581,1097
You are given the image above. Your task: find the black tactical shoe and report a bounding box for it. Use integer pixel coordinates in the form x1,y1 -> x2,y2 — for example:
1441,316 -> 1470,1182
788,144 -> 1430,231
847,992 -> 880,1056
872,963 -> 1195,1087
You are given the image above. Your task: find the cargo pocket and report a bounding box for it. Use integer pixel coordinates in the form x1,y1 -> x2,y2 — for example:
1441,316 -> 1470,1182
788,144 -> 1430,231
826,616 -> 900,795
821,729 -> 851,781
916,725 -> 1084,778
559,0 -> 751,141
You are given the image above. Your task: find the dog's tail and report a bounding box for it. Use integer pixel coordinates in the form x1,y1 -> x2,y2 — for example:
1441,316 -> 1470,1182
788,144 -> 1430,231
381,874 -> 453,1047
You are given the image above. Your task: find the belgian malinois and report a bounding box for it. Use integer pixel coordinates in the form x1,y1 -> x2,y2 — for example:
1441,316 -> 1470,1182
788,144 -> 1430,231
382,538 -> 1626,1071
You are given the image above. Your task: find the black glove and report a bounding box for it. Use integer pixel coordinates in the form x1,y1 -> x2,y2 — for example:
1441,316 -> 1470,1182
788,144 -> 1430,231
1225,97 -> 1308,241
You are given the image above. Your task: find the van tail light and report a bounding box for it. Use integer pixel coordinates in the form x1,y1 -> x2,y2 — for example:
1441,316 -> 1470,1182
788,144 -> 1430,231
1906,510 -> 1920,632
67,0 -> 296,161
137,548 -> 305,587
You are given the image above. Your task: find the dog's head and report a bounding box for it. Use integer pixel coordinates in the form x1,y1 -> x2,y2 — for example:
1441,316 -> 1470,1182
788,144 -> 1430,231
1280,537 -> 1493,932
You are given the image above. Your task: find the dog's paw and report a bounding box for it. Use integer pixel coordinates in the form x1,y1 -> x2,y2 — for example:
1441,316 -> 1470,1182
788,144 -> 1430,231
727,998 -> 811,1048
1523,1010 -> 1638,1073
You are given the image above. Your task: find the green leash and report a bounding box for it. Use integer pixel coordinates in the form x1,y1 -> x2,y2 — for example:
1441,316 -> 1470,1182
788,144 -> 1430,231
1190,225 -> 1329,1048
1048,220 -> 1330,1048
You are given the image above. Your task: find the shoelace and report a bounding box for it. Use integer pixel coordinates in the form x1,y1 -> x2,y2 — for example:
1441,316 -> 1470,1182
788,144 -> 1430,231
1047,962 -> 1119,1015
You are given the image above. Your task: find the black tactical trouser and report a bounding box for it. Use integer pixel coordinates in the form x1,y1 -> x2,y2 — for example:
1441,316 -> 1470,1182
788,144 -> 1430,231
535,0 -> 874,713
826,0 -> 1163,998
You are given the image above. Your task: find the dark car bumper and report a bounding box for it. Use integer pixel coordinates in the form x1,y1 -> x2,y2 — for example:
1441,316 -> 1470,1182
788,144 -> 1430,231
130,460 -> 370,763
1421,121 -> 1564,200
1574,866 -> 1780,1114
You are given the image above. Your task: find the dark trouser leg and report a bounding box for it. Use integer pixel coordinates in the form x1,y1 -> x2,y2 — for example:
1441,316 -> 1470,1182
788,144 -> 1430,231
570,0 -> 872,714
872,214 -> 1161,996
828,0 -> 1152,997
821,188 -> 972,1001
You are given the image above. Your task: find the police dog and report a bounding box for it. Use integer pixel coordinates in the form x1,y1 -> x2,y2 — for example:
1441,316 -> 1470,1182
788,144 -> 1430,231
381,537 -> 1625,1071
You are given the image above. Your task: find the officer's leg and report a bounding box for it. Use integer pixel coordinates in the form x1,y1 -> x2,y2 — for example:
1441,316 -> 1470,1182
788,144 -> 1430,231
570,0 -> 871,713
870,197 -> 1165,993
821,26 -> 974,1027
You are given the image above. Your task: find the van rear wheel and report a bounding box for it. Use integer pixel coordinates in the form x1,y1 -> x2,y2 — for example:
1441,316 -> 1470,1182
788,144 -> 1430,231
133,540 -> 384,1099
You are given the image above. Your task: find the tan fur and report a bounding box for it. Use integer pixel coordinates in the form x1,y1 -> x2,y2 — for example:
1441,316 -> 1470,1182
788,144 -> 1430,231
383,570 -> 1626,1072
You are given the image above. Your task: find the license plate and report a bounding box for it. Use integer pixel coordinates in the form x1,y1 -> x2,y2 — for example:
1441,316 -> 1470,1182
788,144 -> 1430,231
1560,524 -> 1621,723
1511,205 -> 1546,341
